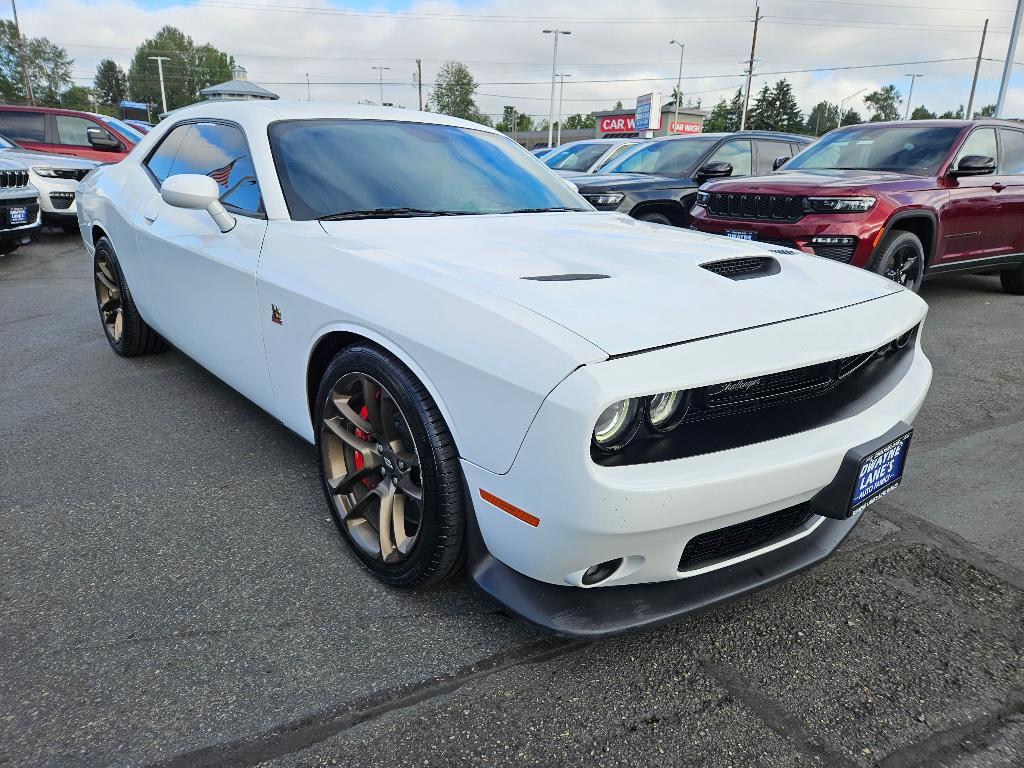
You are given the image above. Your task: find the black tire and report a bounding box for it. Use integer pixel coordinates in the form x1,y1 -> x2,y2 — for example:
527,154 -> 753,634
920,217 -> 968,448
314,344 -> 465,588
1000,264 -> 1024,295
93,236 -> 165,356
638,211 -> 673,226
867,230 -> 925,292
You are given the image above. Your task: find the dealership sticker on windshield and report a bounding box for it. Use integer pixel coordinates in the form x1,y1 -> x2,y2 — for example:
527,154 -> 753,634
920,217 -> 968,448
8,207 -> 27,225
850,431 -> 912,514
724,230 -> 755,240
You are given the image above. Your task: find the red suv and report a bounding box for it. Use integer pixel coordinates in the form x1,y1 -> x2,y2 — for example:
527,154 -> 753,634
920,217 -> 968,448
0,106 -> 144,162
689,120 -> 1024,294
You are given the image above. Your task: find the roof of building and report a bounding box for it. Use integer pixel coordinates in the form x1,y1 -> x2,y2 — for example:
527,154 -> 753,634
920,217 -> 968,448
199,79 -> 279,99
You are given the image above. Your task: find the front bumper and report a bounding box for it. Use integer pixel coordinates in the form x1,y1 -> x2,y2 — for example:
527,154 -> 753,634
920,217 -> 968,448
0,196 -> 41,243
462,290 -> 931,633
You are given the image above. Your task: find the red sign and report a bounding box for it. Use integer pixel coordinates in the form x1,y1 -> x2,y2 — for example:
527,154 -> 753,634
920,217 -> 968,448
669,121 -> 702,134
599,115 -> 635,133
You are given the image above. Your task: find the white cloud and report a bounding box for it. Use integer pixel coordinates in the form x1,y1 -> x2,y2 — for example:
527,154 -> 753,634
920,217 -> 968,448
20,0 -> 1024,121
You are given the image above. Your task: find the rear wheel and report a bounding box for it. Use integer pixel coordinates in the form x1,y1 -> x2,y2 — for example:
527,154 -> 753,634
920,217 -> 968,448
93,237 -> 165,356
315,344 -> 465,588
637,211 -> 673,226
868,230 -> 925,292
1000,263 -> 1024,294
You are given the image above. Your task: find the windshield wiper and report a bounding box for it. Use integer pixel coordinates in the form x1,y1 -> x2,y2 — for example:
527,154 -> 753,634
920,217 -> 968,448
319,208 -> 475,221
503,206 -> 579,214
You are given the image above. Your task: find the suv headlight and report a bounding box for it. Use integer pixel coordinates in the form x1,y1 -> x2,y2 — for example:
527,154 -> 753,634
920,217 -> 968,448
807,196 -> 876,213
695,190 -> 709,207
32,167 -> 60,178
584,192 -> 624,207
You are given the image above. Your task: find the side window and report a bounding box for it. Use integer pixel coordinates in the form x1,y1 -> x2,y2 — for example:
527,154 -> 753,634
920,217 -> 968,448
144,124 -> 190,184
953,128 -> 998,169
0,112 -> 46,143
56,115 -> 116,148
707,140 -> 752,177
168,122 -> 263,214
1000,129 -> 1024,175
754,140 -> 793,174
596,142 -> 635,170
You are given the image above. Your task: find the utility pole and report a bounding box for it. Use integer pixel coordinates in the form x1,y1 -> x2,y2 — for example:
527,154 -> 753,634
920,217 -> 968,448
670,39 -> 685,130
10,0 -> 34,105
967,19 -> 989,119
416,59 -> 423,111
305,73 -> 311,100
556,73 -> 571,146
997,1 -> 1022,118
740,5 -> 762,131
904,74 -> 923,120
371,66 -> 390,106
543,29 -> 571,148
511,106 -> 518,144
148,56 -> 170,115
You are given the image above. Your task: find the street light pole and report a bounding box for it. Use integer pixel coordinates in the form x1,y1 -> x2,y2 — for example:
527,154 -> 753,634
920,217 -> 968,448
305,73 -> 311,101
148,56 -> 170,114
543,29 -> 571,148
966,19 -> 989,119
556,73 -> 571,146
670,40 -> 685,131
838,87 -> 866,129
371,66 -> 390,106
904,74 -> 923,120
996,0 -> 1023,117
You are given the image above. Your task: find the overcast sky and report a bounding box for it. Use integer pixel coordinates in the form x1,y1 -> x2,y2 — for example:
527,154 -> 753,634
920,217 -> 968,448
15,0 -> 1024,122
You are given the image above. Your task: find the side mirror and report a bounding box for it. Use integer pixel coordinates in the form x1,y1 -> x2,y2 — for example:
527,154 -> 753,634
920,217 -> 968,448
86,127 -> 121,150
161,174 -> 236,233
949,155 -> 996,177
772,156 -> 791,171
698,161 -> 733,180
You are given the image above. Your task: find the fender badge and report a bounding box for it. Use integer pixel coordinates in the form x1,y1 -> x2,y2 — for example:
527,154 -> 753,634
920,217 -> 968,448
271,304 -> 283,325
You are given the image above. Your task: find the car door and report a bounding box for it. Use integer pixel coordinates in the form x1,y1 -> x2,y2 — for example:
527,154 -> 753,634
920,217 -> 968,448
0,111 -> 50,152
131,120 -> 275,413
703,139 -> 753,179
53,114 -> 126,161
938,126 -> 1009,264
997,127 -> 1024,257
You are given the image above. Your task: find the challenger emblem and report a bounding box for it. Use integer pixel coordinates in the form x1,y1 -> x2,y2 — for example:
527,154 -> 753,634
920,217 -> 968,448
712,377 -> 762,395
271,305 -> 283,325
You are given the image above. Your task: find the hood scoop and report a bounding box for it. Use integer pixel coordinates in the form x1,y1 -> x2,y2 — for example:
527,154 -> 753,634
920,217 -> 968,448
700,256 -> 780,281
521,273 -> 610,282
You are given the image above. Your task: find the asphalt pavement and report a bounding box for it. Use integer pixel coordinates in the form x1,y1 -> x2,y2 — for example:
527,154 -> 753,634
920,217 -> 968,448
2,231 -> 1022,768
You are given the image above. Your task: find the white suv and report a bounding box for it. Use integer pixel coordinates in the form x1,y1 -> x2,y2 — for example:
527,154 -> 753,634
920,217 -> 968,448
0,157 -> 40,255
0,134 -> 96,233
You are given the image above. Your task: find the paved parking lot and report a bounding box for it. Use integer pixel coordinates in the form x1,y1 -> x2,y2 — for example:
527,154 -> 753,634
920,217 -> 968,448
2,231 -> 1023,768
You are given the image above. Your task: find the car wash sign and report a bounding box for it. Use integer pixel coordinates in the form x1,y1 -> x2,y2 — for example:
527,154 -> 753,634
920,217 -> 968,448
599,115 -> 636,133
634,93 -> 663,132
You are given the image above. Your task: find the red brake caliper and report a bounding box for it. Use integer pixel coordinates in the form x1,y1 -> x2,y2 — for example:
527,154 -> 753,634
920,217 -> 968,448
352,393 -> 380,488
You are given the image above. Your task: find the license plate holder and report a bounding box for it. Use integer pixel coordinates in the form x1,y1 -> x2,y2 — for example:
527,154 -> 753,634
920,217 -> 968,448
849,430 -> 912,514
724,229 -> 756,241
8,207 -> 28,225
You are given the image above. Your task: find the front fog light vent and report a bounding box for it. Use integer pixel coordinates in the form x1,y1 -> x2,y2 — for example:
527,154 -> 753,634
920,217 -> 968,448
582,558 -> 622,585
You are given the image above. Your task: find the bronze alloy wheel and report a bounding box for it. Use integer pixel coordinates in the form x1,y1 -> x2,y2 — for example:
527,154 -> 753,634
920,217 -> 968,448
320,372 -> 424,563
94,250 -> 124,344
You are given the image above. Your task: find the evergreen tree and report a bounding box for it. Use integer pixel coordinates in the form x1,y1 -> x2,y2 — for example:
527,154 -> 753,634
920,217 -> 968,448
771,79 -> 804,133
127,26 -> 233,111
562,113 -> 594,130
973,104 -> 996,118
938,105 -> 965,119
746,83 -> 773,130
840,108 -> 863,126
704,88 -> 745,132
94,59 -> 127,107
910,105 -> 937,120
805,101 -> 840,135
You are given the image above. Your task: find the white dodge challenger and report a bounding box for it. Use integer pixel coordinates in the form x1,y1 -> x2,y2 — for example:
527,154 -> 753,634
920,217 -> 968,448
77,102 -> 932,636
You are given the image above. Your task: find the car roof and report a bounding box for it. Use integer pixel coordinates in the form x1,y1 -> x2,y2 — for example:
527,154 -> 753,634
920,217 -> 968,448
834,119 -> 1021,129
644,130 -> 812,144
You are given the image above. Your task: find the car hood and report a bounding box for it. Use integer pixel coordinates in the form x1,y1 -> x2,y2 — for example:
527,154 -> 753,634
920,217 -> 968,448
0,147 -> 98,169
704,168 -> 935,195
572,172 -> 695,193
320,212 -> 900,356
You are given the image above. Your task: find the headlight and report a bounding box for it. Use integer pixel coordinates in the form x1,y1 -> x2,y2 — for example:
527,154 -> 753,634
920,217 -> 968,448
32,167 -> 60,177
584,192 -> 624,207
646,390 -> 690,432
695,190 -> 709,207
807,196 -> 876,213
593,398 -> 640,450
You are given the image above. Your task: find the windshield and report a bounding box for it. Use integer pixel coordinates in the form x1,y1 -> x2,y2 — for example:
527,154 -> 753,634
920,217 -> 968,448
601,137 -> 716,176
544,142 -> 611,172
269,119 -> 590,220
97,115 -> 144,143
784,125 -> 962,176
0,134 -> 14,150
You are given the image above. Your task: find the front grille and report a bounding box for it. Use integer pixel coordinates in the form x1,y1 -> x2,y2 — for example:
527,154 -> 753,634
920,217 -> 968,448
812,244 -> 856,263
0,170 -> 29,188
678,502 -> 816,571
706,192 -> 805,221
700,256 -> 779,280
689,360 -> 835,420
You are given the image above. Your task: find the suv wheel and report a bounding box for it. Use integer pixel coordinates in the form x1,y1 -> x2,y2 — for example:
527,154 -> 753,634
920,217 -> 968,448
868,230 -> 925,292
1000,263 -> 1024,295
637,211 -> 673,226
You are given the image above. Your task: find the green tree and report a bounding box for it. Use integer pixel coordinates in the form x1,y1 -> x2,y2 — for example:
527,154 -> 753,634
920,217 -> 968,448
0,21 -> 73,106
562,113 -> 594,130
427,61 -> 491,125
938,105 -> 965,119
746,83 -> 773,130
864,84 -> 902,122
910,105 -> 937,120
973,103 -> 996,118
94,59 -> 127,108
612,100 -> 623,110
496,105 -> 534,132
127,26 -> 233,111
771,79 -> 804,133
60,85 -> 93,110
841,108 -> 862,126
805,101 -> 839,135
703,88 -> 744,132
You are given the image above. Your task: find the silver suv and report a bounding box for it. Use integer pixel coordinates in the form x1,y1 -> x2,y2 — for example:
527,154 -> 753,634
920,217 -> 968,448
0,156 -> 40,255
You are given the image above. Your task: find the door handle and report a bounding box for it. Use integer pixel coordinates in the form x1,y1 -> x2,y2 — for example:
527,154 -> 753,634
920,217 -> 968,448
991,182 -> 1006,192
